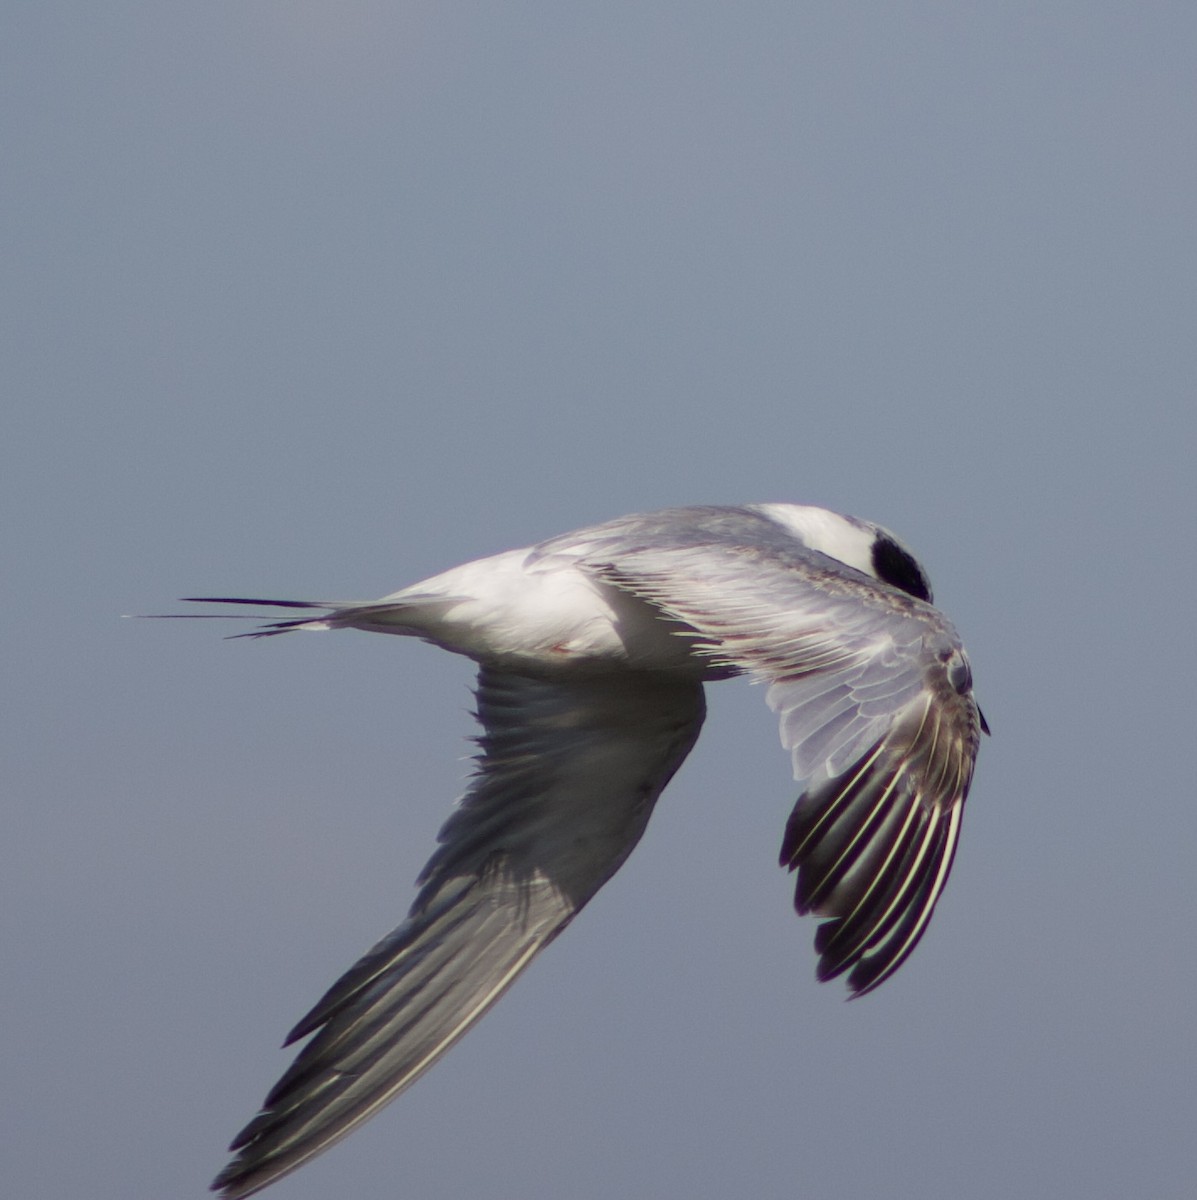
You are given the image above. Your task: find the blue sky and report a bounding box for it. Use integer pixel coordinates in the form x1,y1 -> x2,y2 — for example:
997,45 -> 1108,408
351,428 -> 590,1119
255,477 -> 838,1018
5,4 -> 1195,1198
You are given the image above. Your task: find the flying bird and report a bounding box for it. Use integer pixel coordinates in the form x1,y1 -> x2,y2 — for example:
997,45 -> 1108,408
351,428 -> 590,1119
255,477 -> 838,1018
184,503 -> 987,1198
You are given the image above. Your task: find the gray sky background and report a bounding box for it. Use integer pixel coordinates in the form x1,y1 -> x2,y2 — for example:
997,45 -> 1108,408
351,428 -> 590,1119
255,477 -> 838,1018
5,5 -> 1196,1198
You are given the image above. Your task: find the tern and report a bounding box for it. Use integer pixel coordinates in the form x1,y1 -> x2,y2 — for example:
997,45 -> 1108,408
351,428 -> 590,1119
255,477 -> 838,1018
184,503 -> 986,1198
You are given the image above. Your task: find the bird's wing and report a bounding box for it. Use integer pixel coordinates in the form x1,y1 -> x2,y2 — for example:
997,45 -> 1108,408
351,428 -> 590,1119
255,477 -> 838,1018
213,666 -> 704,1199
568,533 -> 984,997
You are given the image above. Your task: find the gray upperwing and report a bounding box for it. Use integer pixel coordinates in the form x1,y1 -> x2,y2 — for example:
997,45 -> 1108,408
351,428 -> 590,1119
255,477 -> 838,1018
569,535 -> 983,995
213,666 -> 704,1199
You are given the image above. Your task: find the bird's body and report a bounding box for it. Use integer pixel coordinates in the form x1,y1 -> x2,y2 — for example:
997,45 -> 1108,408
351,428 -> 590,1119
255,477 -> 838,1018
190,504 -> 986,1198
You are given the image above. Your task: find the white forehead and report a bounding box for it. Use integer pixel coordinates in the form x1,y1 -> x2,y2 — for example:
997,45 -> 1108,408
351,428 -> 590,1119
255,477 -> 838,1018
748,503 -> 879,578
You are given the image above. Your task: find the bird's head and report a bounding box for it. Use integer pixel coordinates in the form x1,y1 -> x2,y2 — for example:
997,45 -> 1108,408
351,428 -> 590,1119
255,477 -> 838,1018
752,503 -> 934,603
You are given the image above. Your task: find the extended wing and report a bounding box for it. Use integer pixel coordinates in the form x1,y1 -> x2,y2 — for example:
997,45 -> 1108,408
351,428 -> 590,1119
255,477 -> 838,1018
564,528 -> 984,996
213,667 -> 703,1198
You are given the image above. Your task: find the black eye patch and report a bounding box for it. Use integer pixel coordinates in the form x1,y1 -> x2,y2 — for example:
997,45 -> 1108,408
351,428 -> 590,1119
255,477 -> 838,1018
871,534 -> 933,603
